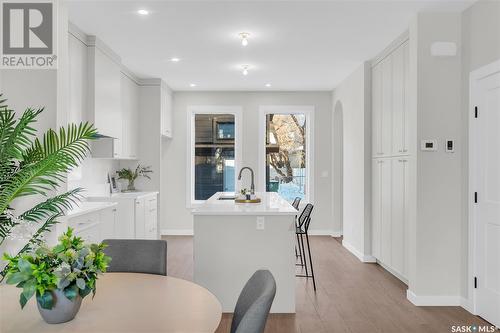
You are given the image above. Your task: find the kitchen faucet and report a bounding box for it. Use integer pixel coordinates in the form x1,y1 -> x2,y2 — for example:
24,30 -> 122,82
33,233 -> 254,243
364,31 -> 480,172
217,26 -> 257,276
238,167 -> 255,194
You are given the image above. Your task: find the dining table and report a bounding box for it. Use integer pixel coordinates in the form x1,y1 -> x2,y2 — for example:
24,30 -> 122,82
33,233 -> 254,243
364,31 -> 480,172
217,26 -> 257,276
0,272 -> 223,332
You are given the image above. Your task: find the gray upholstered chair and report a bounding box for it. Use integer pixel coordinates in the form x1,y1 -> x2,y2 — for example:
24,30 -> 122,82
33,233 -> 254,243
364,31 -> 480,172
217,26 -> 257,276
231,270 -> 276,333
102,239 -> 167,276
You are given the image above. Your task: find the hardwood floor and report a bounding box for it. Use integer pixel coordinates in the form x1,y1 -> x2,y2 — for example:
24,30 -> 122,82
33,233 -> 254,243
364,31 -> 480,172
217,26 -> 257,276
163,236 -> 490,333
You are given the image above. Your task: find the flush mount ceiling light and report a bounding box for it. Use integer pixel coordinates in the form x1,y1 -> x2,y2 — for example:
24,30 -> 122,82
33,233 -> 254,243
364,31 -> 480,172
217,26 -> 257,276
137,9 -> 149,15
265,83 -> 271,87
239,32 -> 250,46
189,83 -> 197,87
170,57 -> 180,62
241,65 -> 249,76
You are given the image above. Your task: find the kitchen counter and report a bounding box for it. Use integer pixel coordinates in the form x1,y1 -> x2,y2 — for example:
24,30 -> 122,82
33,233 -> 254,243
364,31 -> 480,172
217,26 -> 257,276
192,191 -> 296,313
192,192 -> 297,216
65,201 -> 118,218
87,191 -> 159,200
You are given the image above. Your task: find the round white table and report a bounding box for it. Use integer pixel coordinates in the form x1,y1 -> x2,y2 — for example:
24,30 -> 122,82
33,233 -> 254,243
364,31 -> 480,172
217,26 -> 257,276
0,273 -> 222,332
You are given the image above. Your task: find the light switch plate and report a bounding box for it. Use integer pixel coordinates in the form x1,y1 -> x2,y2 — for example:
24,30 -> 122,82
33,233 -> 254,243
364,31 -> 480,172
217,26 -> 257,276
256,216 -> 265,230
421,139 -> 437,151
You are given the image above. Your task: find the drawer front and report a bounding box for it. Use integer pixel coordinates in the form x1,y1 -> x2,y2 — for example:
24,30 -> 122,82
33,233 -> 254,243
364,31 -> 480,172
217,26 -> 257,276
68,212 -> 100,232
76,224 -> 100,244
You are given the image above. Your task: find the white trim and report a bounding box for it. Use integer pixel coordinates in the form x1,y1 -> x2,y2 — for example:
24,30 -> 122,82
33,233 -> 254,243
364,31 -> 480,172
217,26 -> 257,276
258,106 -> 314,203
330,230 -> 343,237
371,30 -> 409,67
186,106 -> 243,208
406,290 -> 462,306
342,239 -> 377,263
161,229 -> 194,236
377,260 -> 408,285
468,58 -> 500,317
307,229 -> 336,236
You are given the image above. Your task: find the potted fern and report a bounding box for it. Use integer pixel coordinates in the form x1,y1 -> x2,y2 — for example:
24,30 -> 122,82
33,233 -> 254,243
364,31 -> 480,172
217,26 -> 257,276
117,164 -> 152,192
3,228 -> 111,323
0,94 -> 97,287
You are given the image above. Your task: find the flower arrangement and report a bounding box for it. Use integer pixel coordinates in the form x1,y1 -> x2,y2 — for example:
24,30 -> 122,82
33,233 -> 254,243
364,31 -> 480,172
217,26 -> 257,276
117,164 -> 153,191
3,228 -> 111,311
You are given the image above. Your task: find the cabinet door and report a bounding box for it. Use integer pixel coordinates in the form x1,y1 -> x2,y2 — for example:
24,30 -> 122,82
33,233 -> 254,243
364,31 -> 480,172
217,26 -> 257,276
99,207 -> 117,241
381,56 -> 393,157
379,159 -> 392,265
76,224 -> 100,244
162,90 -> 173,138
144,196 -> 158,239
391,45 -> 405,155
373,159 -> 392,262
391,158 -> 408,277
372,64 -> 383,157
68,33 -> 87,125
134,198 -> 145,239
92,47 -> 122,157
403,42 -> 410,154
120,73 -> 139,159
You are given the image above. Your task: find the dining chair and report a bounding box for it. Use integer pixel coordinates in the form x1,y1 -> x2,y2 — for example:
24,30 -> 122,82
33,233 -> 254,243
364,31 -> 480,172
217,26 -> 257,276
231,270 -> 276,333
291,197 -> 302,262
103,239 -> 167,276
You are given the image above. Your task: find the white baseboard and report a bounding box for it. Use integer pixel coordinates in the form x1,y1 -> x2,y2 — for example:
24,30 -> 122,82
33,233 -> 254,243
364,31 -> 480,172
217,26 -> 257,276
307,229 -> 340,236
460,296 -> 475,314
330,230 -> 343,237
342,239 -> 377,263
406,290 -> 462,306
161,229 -> 193,236
377,260 -> 408,285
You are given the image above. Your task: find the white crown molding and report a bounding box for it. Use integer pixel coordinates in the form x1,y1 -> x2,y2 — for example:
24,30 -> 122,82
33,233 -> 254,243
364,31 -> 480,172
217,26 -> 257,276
371,30 -> 409,67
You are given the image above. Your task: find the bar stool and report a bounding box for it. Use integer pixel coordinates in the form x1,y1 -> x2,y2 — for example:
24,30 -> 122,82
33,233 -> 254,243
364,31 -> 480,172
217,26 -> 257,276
295,203 -> 316,291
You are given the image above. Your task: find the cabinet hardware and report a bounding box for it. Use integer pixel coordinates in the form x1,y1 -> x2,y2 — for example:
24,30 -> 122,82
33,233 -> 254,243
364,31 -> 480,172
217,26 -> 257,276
474,106 -> 478,118
403,149 -> 408,152
474,276 -> 478,288
112,209 -> 117,212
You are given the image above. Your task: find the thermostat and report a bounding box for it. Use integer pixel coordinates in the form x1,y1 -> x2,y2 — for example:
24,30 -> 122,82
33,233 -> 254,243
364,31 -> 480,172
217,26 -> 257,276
421,139 -> 437,151
446,140 -> 454,153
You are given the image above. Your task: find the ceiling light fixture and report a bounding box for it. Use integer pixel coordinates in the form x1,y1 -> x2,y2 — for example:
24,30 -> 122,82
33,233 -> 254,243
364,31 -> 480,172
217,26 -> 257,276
265,83 -> 271,87
242,65 -> 249,76
189,83 -> 197,87
137,9 -> 149,15
239,32 -> 250,47
170,57 -> 180,62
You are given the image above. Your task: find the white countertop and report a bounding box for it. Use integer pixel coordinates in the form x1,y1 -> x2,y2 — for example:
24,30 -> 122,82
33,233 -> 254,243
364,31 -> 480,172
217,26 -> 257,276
192,192 -> 298,216
65,201 -> 117,218
86,191 -> 159,200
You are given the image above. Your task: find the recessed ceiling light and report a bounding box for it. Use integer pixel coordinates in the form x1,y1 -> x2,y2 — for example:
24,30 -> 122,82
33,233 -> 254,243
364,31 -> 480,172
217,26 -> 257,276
137,9 -> 149,15
170,57 -> 180,62
239,32 -> 250,47
189,83 -> 197,87
242,65 -> 249,76
265,83 -> 271,87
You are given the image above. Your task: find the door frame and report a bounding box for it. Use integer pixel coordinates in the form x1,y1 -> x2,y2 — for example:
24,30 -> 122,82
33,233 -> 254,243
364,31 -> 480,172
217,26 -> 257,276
468,58 -> 500,315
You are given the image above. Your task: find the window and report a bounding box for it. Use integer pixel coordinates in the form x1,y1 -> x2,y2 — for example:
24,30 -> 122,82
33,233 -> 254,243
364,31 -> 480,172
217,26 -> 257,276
259,106 -> 314,203
187,106 -> 242,205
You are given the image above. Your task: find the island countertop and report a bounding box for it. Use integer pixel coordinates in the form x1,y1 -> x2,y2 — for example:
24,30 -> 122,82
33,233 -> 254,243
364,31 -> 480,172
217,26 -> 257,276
192,192 -> 298,216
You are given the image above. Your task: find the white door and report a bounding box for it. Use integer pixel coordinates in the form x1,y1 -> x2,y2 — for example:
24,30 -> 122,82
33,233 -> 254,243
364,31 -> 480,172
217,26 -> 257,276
372,64 -> 383,157
472,60 -> 500,327
372,159 -> 391,264
391,45 -> 405,155
381,55 -> 393,157
135,198 -> 145,239
391,157 -> 408,278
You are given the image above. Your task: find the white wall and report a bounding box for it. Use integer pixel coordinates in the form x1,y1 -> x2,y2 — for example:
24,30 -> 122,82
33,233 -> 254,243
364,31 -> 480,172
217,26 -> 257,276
162,92 -> 333,234
460,0 -> 500,303
407,12 -> 463,302
331,63 -> 372,259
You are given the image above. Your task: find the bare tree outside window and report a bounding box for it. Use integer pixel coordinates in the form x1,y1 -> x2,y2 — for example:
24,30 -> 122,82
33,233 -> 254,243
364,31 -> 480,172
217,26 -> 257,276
265,114 -> 306,201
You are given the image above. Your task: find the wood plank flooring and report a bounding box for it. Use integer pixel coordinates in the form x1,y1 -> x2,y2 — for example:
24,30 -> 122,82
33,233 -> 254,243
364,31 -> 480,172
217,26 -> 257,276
163,236 -> 490,333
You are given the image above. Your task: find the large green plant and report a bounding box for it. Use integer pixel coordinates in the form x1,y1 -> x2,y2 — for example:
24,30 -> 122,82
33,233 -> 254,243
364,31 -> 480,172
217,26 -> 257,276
3,227 -> 110,309
0,94 -> 97,278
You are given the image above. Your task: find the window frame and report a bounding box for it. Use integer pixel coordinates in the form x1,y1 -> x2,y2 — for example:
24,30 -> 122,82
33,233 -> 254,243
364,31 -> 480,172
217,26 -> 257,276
186,105 -> 243,207
258,105 -> 315,204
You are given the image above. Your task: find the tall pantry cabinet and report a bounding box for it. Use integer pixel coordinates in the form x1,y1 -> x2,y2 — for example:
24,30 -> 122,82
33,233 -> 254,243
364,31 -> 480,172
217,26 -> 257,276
372,40 -> 410,282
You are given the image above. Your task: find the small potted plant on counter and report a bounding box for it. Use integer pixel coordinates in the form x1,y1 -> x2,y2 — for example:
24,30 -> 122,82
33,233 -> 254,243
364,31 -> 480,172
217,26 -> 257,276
117,164 -> 153,192
2,228 -> 111,324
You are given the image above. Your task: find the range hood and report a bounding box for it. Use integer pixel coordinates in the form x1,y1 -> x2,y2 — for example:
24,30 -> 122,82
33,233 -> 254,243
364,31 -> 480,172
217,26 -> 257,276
90,135 -> 116,158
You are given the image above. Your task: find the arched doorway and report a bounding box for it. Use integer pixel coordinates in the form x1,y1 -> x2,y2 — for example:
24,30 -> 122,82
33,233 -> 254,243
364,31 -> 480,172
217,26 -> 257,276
333,101 -> 344,236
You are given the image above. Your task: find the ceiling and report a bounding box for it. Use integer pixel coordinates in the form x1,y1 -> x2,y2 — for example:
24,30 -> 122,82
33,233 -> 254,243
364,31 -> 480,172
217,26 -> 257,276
68,1 -> 474,91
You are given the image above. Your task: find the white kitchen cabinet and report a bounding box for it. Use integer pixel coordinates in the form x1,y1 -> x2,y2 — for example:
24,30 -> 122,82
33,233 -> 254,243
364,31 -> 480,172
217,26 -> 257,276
120,73 -> 139,159
161,86 -> 173,138
87,192 -> 158,240
99,206 -> 117,240
87,40 -> 123,158
372,41 -> 409,158
61,205 -> 118,244
372,157 -> 410,282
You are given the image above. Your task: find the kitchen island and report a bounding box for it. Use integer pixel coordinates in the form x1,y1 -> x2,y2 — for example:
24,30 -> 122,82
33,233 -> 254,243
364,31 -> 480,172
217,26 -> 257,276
192,192 -> 297,313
